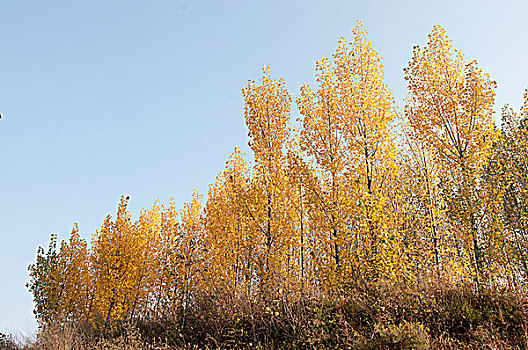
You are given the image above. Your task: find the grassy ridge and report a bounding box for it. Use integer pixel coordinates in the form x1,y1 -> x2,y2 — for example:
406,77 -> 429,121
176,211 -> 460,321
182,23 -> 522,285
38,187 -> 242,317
3,280 -> 527,349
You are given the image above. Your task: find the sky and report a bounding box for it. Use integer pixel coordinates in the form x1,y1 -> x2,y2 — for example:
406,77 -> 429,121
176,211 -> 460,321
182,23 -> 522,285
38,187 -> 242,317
1,0 -> 527,334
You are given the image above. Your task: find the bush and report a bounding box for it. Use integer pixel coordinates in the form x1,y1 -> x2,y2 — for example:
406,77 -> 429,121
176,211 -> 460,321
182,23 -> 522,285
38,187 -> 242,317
0,333 -> 20,350
373,322 -> 430,350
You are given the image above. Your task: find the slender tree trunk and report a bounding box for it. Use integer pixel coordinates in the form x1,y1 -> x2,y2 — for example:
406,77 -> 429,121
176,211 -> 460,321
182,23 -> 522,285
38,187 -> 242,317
104,288 -> 116,334
423,162 -> 442,278
300,186 -> 304,287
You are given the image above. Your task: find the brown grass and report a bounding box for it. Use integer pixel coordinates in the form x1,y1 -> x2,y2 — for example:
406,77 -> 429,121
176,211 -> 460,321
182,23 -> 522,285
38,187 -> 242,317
5,280 -> 528,349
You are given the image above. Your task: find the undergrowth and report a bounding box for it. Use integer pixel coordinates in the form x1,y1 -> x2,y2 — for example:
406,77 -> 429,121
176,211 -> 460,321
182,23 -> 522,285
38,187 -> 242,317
4,280 -> 527,350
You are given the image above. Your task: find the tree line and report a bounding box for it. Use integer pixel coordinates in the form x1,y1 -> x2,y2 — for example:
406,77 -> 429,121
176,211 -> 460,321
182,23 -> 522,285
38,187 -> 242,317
27,22 -> 528,331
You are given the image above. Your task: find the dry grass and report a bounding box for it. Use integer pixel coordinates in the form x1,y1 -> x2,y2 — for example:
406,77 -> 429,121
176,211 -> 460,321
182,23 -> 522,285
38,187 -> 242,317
5,280 -> 528,349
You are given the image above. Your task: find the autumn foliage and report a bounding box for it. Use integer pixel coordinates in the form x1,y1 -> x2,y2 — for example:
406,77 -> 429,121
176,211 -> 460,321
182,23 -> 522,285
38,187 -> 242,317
27,23 -> 528,349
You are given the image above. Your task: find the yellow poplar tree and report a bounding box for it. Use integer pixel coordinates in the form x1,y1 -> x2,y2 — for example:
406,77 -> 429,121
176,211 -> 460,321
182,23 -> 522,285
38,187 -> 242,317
204,147 -> 254,296
151,199 -> 181,320
55,225 -> 90,323
400,131 -> 453,281
242,66 -> 294,292
297,54 -> 350,286
333,22 -> 399,280
90,196 -> 146,328
178,190 -> 205,327
404,25 -> 497,285
284,133 -> 318,291
486,92 -> 528,286
298,22 -> 400,283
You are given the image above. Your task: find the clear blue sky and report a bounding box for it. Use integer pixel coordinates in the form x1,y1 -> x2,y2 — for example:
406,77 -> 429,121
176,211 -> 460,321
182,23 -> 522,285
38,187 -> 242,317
1,0 -> 527,334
